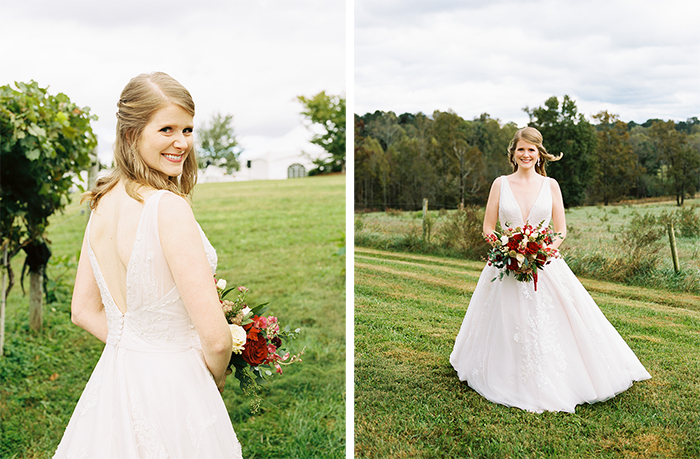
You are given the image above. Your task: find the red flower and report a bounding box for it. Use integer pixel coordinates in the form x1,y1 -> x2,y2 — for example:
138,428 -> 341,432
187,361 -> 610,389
244,323 -> 261,341
506,257 -> 519,271
242,335 -> 268,366
525,241 -> 540,255
536,252 -> 547,265
506,238 -> 520,251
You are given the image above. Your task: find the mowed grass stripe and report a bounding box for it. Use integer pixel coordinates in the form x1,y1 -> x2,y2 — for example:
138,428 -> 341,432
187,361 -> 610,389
355,247 -> 700,459
357,246 -> 485,271
359,248 -> 700,313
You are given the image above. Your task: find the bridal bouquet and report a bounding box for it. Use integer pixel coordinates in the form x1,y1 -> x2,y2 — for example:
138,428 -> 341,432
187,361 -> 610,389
484,221 -> 560,291
215,277 -> 304,411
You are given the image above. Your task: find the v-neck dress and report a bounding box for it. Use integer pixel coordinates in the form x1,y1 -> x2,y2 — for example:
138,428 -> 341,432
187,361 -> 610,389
54,190 -> 243,458
450,176 -> 650,413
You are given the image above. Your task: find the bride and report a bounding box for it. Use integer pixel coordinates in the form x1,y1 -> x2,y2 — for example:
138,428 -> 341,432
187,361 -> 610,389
54,72 -> 243,457
450,127 -> 651,413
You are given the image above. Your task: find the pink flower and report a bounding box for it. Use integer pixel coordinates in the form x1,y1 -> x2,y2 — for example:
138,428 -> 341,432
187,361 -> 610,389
238,286 -> 249,293
267,343 -> 277,354
253,315 -> 268,329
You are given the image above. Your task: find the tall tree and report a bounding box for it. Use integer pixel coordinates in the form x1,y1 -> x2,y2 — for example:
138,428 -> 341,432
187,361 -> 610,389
591,111 -> 641,205
469,113 -> 517,198
366,111 -> 405,151
429,110 -> 484,208
297,91 -> 346,174
197,113 -> 242,174
525,95 -> 597,207
649,120 -> 700,205
629,125 -> 661,198
1,81 -> 97,335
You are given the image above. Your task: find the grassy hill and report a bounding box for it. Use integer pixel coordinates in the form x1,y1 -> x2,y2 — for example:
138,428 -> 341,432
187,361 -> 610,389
0,175 -> 345,459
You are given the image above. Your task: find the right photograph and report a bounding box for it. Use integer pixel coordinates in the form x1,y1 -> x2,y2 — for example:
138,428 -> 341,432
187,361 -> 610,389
353,1 -> 700,458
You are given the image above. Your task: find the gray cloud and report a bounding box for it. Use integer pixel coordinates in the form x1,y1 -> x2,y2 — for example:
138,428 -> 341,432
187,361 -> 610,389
356,0 -> 700,125
1,0 -> 345,163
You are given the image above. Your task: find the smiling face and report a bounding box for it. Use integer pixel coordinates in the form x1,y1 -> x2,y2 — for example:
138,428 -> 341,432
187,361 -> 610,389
513,140 -> 539,171
137,103 -> 194,178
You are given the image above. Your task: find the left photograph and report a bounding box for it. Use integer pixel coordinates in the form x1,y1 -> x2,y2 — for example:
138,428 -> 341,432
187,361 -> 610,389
0,2 -> 346,458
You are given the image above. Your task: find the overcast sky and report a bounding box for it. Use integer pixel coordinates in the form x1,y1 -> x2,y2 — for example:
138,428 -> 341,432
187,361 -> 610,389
355,0 -> 700,127
1,0 -> 345,164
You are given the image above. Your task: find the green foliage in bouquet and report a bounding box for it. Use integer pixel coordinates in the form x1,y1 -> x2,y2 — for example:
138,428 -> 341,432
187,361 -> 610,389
217,280 -> 304,413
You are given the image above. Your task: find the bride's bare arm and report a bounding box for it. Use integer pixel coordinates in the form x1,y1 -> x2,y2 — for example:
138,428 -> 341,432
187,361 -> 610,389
483,177 -> 501,237
159,193 -> 232,391
71,235 -> 109,342
550,179 -> 567,249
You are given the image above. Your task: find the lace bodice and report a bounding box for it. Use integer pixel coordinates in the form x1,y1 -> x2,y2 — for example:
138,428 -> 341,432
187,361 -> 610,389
86,190 -> 217,352
499,175 -> 552,229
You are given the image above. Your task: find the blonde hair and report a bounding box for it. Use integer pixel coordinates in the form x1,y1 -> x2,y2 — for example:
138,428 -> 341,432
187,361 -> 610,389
83,72 -> 198,209
507,127 -> 562,176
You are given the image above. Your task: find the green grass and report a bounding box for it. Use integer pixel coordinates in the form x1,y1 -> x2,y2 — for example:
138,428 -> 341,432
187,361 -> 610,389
355,247 -> 700,459
0,175 -> 345,459
355,198 -> 700,294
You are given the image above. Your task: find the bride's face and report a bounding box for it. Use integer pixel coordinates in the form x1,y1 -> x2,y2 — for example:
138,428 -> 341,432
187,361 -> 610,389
514,140 -> 539,170
137,103 -> 194,178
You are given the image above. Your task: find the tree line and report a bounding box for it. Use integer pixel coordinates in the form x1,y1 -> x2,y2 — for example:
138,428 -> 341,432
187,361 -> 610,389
355,95 -> 700,211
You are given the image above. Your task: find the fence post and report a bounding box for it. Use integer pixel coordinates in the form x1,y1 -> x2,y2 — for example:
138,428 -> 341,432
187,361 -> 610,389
1,243 -> 6,355
668,222 -> 680,273
422,198 -> 429,243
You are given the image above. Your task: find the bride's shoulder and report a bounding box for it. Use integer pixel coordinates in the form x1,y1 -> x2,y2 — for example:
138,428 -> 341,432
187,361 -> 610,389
158,192 -> 195,228
492,175 -> 507,186
547,177 -> 563,197
547,176 -> 561,187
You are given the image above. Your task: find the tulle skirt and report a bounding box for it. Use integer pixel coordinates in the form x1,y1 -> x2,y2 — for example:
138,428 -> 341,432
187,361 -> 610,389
450,258 -> 651,413
53,343 -> 242,458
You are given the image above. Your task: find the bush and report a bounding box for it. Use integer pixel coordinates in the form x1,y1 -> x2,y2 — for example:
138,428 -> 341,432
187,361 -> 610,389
437,206 -> 489,259
620,211 -> 664,253
564,248 -> 660,284
674,205 -> 700,238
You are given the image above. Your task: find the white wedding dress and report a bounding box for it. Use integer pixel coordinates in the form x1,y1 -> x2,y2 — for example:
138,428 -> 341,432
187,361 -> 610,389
450,176 -> 651,413
54,190 -> 243,458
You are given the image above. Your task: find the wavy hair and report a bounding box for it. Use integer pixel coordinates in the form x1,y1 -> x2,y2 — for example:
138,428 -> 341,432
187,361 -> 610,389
83,72 -> 197,209
507,127 -> 562,176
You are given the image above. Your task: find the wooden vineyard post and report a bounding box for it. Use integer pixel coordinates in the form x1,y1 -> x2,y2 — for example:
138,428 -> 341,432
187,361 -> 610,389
422,198 -> 429,244
1,243 -> 6,355
668,222 -> 680,274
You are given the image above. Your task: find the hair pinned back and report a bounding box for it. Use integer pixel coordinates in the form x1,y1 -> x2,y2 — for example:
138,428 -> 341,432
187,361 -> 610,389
82,72 -> 198,209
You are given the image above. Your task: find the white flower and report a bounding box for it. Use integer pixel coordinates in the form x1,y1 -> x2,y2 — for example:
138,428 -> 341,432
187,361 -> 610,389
500,235 -> 509,245
216,279 -> 227,291
516,253 -> 525,264
242,306 -> 252,316
229,324 -> 247,354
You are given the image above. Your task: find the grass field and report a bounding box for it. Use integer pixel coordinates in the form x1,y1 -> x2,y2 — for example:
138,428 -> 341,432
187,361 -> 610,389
0,175 -> 345,458
355,247 -> 700,459
355,197 -> 700,294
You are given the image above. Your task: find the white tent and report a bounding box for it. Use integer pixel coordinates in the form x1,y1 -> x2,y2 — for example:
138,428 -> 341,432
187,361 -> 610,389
220,124 -> 328,182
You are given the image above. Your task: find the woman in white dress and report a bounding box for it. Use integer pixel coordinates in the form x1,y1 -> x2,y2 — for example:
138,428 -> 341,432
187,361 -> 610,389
54,72 -> 243,458
450,127 -> 651,413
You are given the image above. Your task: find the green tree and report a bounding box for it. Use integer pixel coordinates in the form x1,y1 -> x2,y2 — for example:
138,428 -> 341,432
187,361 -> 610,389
591,111 -> 641,205
525,95 -> 597,207
629,125 -> 662,198
430,110 -> 483,207
297,91 -> 346,174
468,113 -> 517,199
1,81 -> 96,334
197,112 -> 242,174
366,110 -> 405,151
649,120 -> 700,205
